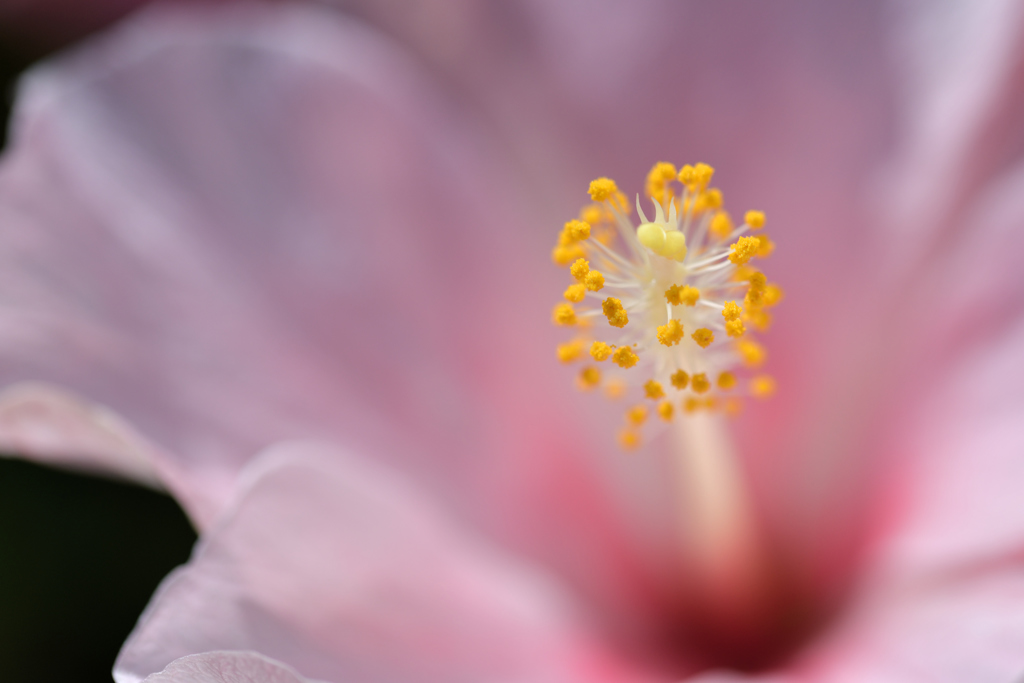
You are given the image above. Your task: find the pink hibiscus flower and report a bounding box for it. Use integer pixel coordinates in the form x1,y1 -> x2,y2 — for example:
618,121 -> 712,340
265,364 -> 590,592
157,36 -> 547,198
2,1 -> 1024,681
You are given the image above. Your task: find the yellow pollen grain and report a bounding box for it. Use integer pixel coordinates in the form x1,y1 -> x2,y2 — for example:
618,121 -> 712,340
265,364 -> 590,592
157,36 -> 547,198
725,319 -> 746,338
584,271 -> 605,291
570,258 -> 590,281
728,236 -> 760,265
618,429 -> 641,450
612,346 -> 639,369
605,378 -> 626,399
694,163 -> 714,187
670,370 -> 689,389
755,234 -> 775,258
589,177 -> 618,202
692,328 -> 714,348
557,340 -> 584,363
644,380 -> 665,400
626,405 -> 648,425
677,164 -> 695,186
751,375 -> 777,398
698,188 -> 723,211
602,297 -> 629,328
564,283 -> 586,302
590,341 -> 612,361
717,371 -> 737,390
736,339 -> 767,367
745,210 -> 765,229
553,303 -> 576,326
665,284 -> 700,306
577,366 -> 601,390
657,319 -> 684,346
710,211 -> 733,239
646,162 -> 678,197
691,373 -> 710,394
566,219 -> 591,241
722,301 -> 742,322
657,400 -> 674,421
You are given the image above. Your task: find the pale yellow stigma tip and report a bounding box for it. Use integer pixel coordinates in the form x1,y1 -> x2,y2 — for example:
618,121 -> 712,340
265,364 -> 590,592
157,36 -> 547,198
691,373 -> 710,394
692,328 -> 714,348
590,341 -> 612,362
589,177 -> 618,202
728,236 -> 760,266
552,303 -> 576,326
612,346 -> 639,368
745,210 -> 765,229
643,380 -> 665,399
670,370 -> 689,389
751,375 -> 776,397
602,297 -> 629,328
657,319 -> 684,346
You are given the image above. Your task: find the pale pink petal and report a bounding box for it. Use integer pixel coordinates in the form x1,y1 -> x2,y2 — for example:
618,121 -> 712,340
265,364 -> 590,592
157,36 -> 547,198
115,442 -> 653,683
136,651 -> 309,683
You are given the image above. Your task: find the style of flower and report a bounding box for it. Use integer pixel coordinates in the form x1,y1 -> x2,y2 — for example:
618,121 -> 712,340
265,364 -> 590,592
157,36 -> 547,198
1,1 -> 1024,682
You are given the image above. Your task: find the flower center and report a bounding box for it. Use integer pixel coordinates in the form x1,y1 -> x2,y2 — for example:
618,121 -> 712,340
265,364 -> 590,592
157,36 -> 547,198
552,162 -> 782,448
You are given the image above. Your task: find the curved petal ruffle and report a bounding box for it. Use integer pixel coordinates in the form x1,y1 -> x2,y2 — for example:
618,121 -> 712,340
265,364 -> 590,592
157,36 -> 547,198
132,650 -> 310,683
115,442 -> 651,683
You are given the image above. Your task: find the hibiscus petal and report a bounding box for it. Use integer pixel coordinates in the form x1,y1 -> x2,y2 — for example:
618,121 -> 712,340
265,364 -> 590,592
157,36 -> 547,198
136,651 -> 310,683
114,441 -> 647,683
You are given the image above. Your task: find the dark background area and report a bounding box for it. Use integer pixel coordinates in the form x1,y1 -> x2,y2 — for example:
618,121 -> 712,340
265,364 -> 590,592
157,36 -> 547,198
1,6 -> 198,682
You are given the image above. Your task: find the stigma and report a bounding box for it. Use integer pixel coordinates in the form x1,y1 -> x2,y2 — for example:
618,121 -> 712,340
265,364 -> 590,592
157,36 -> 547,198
552,162 -> 782,448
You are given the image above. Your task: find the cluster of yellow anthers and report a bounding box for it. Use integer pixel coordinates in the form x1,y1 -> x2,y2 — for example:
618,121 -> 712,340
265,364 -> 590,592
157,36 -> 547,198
552,162 -> 782,449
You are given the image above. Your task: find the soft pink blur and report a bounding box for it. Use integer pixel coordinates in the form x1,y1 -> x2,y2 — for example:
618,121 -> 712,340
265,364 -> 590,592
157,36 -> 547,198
1,1 -> 1024,681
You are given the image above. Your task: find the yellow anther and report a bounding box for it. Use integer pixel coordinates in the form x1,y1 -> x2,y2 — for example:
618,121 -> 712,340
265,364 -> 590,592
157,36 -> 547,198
590,341 -> 612,361
691,373 -> 710,394
694,163 -> 714,186
694,188 -> 722,212
745,210 -> 765,229
610,191 -> 630,214
577,366 -> 601,390
580,204 -> 604,225
644,380 -> 665,399
747,309 -> 773,331
657,400 -> 674,421
605,378 -> 626,399
710,211 -> 733,239
626,405 -> 648,425
618,429 -> 641,450
553,303 -> 577,326
656,319 -> 684,346
662,230 -> 688,261
670,370 -> 690,389
677,164 -> 696,186
717,371 -> 737,390
745,273 -> 767,307
612,346 -> 639,368
725,319 -> 746,338
763,283 -> 784,307
736,339 -> 767,367
692,328 -> 714,348
728,236 -> 760,265
566,219 -> 591,241
551,244 -> 585,266
589,177 -> 618,202
755,234 -> 774,258
637,223 -> 666,253
665,284 -> 700,306
721,301 -> 742,322
557,340 -> 584,363
570,258 -> 590,282
602,297 -> 629,328
646,162 -> 678,198
751,375 -> 776,398
564,283 -> 586,302
733,264 -> 758,282
584,271 -> 605,291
